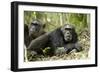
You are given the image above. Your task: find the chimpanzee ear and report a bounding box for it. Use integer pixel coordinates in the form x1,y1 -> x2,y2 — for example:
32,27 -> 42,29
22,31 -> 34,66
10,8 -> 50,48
43,24 -> 46,28
72,30 -> 78,43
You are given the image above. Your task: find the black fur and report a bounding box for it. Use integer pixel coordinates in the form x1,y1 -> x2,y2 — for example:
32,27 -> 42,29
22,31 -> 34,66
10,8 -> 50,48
24,20 -> 46,47
27,24 -> 82,56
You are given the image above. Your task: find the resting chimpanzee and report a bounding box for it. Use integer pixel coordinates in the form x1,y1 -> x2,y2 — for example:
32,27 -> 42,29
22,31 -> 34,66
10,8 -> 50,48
48,24 -> 82,55
28,24 -> 82,56
24,20 -> 46,47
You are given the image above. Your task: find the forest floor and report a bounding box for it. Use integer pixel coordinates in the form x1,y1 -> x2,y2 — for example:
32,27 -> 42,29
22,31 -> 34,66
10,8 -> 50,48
26,29 -> 90,62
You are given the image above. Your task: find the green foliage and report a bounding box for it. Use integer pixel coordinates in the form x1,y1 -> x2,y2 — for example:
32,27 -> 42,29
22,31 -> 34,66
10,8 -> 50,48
67,13 -> 89,33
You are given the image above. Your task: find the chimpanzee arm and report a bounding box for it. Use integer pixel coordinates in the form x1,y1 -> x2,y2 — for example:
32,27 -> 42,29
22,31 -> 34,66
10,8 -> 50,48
64,43 -> 75,54
74,42 -> 82,52
27,33 -> 49,50
64,42 -> 82,54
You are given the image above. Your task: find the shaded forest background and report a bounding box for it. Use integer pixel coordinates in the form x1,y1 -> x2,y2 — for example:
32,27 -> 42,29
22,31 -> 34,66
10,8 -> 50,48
24,11 -> 90,33
24,11 -> 90,61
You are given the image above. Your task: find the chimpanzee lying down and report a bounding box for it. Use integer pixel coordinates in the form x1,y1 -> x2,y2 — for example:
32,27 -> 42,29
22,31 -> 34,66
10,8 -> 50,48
27,24 -> 82,56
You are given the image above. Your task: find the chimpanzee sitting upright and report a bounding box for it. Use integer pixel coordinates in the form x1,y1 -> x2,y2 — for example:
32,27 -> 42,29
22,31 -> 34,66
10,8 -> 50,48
28,24 -> 82,56
24,20 -> 46,47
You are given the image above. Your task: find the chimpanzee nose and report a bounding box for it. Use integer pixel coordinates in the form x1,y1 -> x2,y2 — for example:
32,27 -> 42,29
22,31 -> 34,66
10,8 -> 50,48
66,31 -> 70,35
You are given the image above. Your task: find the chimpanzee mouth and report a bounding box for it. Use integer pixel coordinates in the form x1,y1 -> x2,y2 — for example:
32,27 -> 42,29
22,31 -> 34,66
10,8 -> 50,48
65,36 -> 72,41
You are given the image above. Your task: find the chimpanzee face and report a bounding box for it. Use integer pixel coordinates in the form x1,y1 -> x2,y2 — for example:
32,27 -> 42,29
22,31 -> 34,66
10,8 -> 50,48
61,24 -> 75,42
29,20 -> 42,36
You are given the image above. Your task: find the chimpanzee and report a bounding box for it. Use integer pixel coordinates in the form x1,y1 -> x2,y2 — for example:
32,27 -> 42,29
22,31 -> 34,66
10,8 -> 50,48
24,20 -> 46,47
48,24 -> 82,55
28,24 -> 82,56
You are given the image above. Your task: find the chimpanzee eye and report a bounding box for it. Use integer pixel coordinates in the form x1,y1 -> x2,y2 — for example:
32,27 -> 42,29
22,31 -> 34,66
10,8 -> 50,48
65,28 -> 68,30
31,23 -> 38,25
65,28 -> 70,30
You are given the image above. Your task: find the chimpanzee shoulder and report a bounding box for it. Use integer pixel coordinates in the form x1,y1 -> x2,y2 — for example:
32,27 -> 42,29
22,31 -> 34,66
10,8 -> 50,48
48,28 -> 64,47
